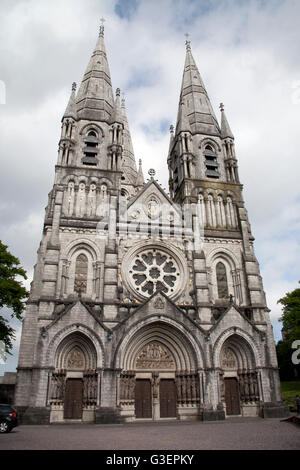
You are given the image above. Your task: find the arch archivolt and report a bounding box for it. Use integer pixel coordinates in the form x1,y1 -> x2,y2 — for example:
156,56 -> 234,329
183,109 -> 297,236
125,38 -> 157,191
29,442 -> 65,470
45,323 -> 104,370
212,327 -> 262,370
64,238 -> 100,261
63,174 -> 79,185
206,248 -> 244,304
98,177 -> 113,189
79,122 -> 104,139
206,247 -> 239,270
58,239 -> 100,297
213,329 -> 263,410
199,137 -> 221,152
55,332 -> 97,371
78,176 -> 88,185
115,318 -> 203,371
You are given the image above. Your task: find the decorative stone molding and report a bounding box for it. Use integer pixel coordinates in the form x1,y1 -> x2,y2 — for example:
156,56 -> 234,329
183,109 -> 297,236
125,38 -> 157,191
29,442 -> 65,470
121,241 -> 188,302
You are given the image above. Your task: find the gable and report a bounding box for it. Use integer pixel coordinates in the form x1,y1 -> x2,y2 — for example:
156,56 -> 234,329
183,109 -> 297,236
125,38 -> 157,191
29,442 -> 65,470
125,180 -> 182,228
114,290 -> 205,335
42,299 -> 110,335
209,304 -> 262,339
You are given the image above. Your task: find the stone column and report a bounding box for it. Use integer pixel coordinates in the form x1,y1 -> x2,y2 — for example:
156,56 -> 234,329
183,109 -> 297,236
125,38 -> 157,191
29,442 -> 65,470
96,368 -> 121,423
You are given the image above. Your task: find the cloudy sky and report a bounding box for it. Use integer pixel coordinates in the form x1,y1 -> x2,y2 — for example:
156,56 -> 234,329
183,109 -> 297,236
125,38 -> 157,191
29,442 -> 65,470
0,0 -> 299,373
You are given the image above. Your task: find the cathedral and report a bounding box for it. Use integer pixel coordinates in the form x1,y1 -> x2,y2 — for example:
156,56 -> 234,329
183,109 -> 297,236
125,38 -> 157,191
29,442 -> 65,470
15,24 -> 288,424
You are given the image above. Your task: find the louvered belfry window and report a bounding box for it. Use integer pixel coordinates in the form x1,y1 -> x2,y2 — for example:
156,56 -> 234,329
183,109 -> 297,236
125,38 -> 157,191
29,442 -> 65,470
204,144 -> 219,178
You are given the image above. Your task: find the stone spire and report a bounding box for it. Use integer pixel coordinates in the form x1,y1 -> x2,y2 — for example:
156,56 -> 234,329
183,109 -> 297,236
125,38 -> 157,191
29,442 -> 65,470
76,20 -> 114,121
120,95 -> 138,184
63,82 -> 77,120
220,103 -> 234,139
176,37 -> 220,137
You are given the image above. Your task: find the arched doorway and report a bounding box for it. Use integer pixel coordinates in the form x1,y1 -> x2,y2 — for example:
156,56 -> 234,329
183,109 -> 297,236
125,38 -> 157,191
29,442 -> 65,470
49,332 -> 98,422
218,334 -> 260,416
119,322 -> 201,421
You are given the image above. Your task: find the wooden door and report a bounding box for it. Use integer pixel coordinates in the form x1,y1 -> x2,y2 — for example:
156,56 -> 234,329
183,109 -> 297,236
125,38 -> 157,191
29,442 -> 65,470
135,379 -> 152,418
224,378 -> 240,415
64,378 -> 83,419
160,379 -> 177,418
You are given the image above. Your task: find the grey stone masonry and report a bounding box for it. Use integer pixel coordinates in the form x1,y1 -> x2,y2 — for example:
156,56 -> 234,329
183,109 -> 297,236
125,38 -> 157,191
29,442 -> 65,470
14,25 -> 288,424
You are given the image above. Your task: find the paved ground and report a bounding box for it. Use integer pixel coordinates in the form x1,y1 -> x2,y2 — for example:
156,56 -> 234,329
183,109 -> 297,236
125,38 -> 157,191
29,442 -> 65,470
0,417 -> 299,451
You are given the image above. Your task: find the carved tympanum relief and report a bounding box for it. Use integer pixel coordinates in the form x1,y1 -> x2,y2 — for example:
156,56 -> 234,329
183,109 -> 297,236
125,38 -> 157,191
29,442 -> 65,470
136,342 -> 175,369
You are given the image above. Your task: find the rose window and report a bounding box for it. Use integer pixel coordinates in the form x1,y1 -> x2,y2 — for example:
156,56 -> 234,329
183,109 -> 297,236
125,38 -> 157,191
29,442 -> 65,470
128,249 -> 180,298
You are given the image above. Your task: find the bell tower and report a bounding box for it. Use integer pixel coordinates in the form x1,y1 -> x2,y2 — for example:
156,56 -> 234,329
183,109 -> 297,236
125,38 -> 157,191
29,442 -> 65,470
168,38 -> 240,204
168,37 -> 269,318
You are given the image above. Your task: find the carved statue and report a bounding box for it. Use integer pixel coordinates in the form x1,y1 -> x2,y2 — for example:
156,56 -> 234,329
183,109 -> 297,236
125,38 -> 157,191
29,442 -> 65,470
97,184 -> 109,218
87,183 -> 97,217
67,181 -> 75,216
77,182 -> 86,217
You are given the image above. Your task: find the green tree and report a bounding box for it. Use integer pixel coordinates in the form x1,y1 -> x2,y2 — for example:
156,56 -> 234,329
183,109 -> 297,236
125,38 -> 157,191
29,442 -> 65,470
276,284 -> 300,380
278,284 -> 300,344
0,241 -> 29,354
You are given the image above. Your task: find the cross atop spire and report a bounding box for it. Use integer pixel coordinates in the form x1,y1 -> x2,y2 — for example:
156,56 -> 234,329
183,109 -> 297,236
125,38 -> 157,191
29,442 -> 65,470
99,17 -> 105,37
185,33 -> 191,51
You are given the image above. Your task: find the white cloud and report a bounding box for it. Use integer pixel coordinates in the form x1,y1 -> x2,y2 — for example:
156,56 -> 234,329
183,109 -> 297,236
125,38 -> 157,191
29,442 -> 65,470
1,0 -> 299,371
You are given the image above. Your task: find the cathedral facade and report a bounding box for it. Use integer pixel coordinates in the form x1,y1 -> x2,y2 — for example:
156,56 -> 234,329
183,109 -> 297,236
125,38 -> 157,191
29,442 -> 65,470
15,25 -> 288,424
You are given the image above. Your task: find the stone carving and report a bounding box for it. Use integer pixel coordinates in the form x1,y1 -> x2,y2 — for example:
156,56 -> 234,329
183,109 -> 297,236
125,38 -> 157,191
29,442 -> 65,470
77,182 -> 86,217
151,372 -> 160,398
120,371 -> 135,402
129,249 -> 180,298
97,184 -> 109,218
175,371 -> 200,405
67,347 -> 84,369
83,371 -> 97,406
136,342 -> 175,369
87,183 -> 97,217
147,197 -> 160,219
50,371 -> 66,403
66,181 -> 75,216
221,347 -> 237,369
153,297 -> 165,309
238,372 -> 259,403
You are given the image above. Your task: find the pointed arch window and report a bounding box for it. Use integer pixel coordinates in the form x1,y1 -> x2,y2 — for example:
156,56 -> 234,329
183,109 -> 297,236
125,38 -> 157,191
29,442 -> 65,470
74,254 -> 88,294
204,144 -> 219,178
216,261 -> 229,299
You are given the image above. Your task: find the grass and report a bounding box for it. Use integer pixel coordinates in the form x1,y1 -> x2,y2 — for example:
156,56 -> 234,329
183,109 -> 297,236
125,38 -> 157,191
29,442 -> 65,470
281,381 -> 300,410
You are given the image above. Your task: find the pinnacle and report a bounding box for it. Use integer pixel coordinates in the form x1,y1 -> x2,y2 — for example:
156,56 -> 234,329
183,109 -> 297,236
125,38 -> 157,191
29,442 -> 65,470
220,103 -> 234,139
63,82 -> 77,120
